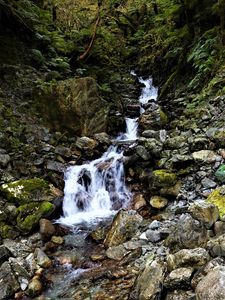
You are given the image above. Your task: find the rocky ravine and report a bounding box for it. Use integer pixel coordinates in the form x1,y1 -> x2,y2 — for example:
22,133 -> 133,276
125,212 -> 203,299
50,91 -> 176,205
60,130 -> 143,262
1,70 -> 225,300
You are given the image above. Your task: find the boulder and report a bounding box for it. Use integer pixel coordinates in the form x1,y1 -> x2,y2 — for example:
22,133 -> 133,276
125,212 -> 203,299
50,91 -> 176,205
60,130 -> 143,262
192,150 -> 219,163
167,248 -> 210,271
104,210 -> 143,248
16,201 -> 54,234
149,195 -> 168,209
1,178 -> 54,205
106,245 -> 130,261
39,218 -> 55,241
207,234 -> 225,257
35,77 -> 109,136
188,202 -> 219,229
0,245 -> 11,265
215,164 -> 225,183
0,262 -> 19,299
131,259 -> 166,300
165,214 -> 208,250
150,170 -> 177,189
196,266 -> 225,300
164,267 -> 194,289
34,248 -> 52,268
207,187 -> 225,218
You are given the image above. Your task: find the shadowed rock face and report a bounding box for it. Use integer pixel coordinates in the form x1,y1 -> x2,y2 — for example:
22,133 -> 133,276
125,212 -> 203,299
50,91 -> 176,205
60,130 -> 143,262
36,77 -> 110,136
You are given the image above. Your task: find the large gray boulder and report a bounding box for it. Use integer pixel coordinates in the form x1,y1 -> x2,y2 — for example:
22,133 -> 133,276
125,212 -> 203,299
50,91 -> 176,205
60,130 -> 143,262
35,77 -> 109,136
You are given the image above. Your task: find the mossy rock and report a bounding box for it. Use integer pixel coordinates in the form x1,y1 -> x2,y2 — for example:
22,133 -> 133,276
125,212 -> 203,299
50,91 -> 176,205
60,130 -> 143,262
1,178 -> 53,205
207,187 -> 225,218
159,109 -> 169,126
215,165 -> 225,183
16,201 -> 54,234
0,223 -> 20,239
151,170 -> 177,188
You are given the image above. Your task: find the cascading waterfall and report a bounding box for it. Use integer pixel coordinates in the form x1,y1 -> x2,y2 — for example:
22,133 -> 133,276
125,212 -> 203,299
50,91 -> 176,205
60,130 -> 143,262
58,146 -> 131,226
58,74 -> 158,227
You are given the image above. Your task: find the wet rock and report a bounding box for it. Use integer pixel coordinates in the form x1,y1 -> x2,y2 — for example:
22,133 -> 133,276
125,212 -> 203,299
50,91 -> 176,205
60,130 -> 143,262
207,234 -> 225,257
133,194 -> 147,210
35,248 -> 52,268
51,236 -> 64,245
196,266 -> 225,300
36,77 -> 109,135
90,228 -> 107,242
39,218 -> 55,241
165,214 -> 208,250
150,195 -> 168,209
46,160 -> 65,172
55,146 -> 72,158
165,136 -> 187,149
160,181 -> 181,197
167,248 -> 210,271
1,178 -> 54,204
104,210 -> 143,248
131,259 -> 166,300
150,170 -> 177,189
135,145 -> 151,161
191,257 -> 225,289
214,221 -> 225,236
106,244 -> 130,261
0,262 -> 19,299
16,202 -> 54,234
3,239 -> 32,258
164,267 -> 194,289
215,164 -> 225,183
192,150 -> 219,163
201,177 -> 217,189
0,153 -> 10,167
0,223 -> 20,239
140,138 -> 163,157
75,136 -> 98,150
165,290 -> 196,300
188,202 -> 219,229
94,132 -> 111,145
0,245 -> 11,265
207,187 -> 225,218
26,275 -> 42,297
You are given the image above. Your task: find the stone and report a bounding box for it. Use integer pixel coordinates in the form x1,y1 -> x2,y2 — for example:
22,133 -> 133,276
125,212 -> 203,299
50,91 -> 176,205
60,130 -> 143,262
131,259 -> 166,300
26,275 -> 42,297
188,202 -> 219,229
165,214 -> 208,250
145,229 -> 162,243
207,187 -> 225,218
0,223 -> 20,239
215,164 -> 225,183
0,245 -> 11,265
46,160 -> 65,172
3,239 -> 31,258
150,195 -> 168,209
160,181 -> 181,197
0,262 -> 19,299
106,245 -> 130,261
35,248 -> 52,268
75,136 -> 98,150
165,290 -> 196,300
16,202 -> 54,234
167,248 -> 210,271
39,218 -> 55,240
135,145 -> 151,161
207,234 -> 225,257
165,136 -> 187,149
133,194 -> 147,210
104,210 -> 143,248
1,178 -> 54,204
196,266 -> 225,300
214,221 -> 225,236
150,170 -> 177,188
36,77 -> 109,135
201,177 -> 217,189
51,236 -> 64,245
164,267 -> 194,289
140,138 -> 163,157
55,146 -> 72,158
0,153 -> 10,167
192,150 -> 219,163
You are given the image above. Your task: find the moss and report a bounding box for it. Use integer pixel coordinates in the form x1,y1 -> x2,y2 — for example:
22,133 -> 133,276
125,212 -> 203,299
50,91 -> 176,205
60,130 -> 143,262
0,223 -> 20,239
152,169 -> 177,188
1,178 -> 52,204
159,109 -> 169,125
207,187 -> 225,218
16,201 -> 54,234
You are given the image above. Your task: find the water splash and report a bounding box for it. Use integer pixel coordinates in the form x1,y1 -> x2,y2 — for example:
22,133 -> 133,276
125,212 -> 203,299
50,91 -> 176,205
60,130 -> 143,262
139,77 -> 158,105
58,146 -> 131,226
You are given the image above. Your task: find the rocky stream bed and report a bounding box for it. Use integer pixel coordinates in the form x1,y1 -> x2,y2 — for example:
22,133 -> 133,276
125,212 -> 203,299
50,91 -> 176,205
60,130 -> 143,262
1,70 -> 225,300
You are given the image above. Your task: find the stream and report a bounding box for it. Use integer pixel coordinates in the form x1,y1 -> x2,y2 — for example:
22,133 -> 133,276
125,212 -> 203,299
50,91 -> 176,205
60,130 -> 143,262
43,75 -> 158,299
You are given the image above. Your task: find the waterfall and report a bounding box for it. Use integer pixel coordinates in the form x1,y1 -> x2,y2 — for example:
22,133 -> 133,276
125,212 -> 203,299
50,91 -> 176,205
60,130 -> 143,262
58,74 -> 158,227
58,146 -> 131,226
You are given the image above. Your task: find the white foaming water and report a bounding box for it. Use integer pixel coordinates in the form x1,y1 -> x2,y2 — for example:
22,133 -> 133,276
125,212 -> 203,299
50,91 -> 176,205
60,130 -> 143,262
124,117 -> 138,140
139,77 -> 158,105
58,146 -> 131,226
